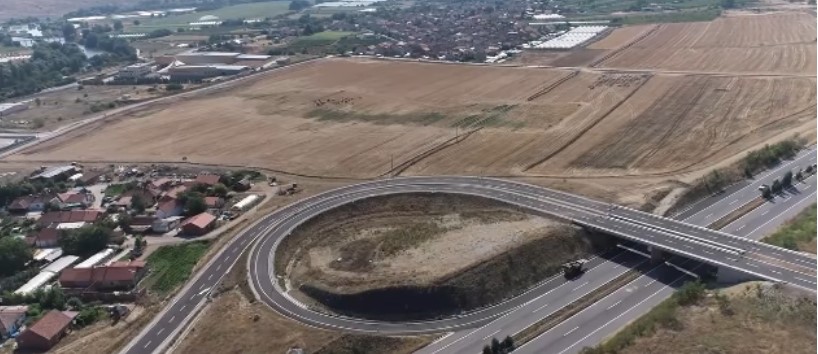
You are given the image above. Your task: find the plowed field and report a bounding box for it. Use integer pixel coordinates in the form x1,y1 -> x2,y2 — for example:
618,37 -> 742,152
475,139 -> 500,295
597,12 -> 816,74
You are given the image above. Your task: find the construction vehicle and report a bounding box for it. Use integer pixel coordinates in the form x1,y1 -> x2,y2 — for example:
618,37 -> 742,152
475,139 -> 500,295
562,259 -> 588,279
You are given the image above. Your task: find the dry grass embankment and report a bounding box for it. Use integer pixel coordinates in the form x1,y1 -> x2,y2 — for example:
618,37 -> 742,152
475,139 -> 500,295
277,193 -> 604,320
582,282 -> 816,354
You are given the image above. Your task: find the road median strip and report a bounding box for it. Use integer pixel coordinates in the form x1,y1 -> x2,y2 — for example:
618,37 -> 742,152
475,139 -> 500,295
707,197 -> 765,230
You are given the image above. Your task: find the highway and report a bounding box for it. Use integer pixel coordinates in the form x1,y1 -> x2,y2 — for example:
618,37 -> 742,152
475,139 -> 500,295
121,175 -> 817,354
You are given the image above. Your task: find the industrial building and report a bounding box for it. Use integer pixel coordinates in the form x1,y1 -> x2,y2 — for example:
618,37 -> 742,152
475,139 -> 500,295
117,62 -> 155,79
522,26 -> 609,49
175,52 -> 270,65
168,65 -> 250,81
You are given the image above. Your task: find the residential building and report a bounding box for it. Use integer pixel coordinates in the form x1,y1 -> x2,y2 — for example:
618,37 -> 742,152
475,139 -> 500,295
16,310 -> 78,351
26,228 -> 61,248
181,212 -> 217,236
152,216 -> 183,233
204,196 -> 224,209
8,195 -> 48,213
53,191 -> 93,209
156,199 -> 183,219
38,210 -> 103,227
0,306 -> 28,340
59,261 -> 147,290
194,174 -> 222,186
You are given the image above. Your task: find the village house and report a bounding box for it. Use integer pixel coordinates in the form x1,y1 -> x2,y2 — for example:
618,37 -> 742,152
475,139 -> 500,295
59,261 -> 147,291
7,195 -> 48,214
52,191 -> 94,209
194,173 -> 222,186
38,210 -> 104,228
25,228 -> 61,248
0,306 -> 28,340
181,212 -> 217,236
16,310 -> 78,351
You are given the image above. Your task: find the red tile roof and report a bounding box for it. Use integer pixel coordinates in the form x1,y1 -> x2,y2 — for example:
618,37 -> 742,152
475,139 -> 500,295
24,310 -> 76,343
28,228 -> 61,245
204,196 -> 222,208
182,212 -> 216,229
195,174 -> 221,186
59,262 -> 146,287
157,199 -> 180,214
39,210 -> 103,226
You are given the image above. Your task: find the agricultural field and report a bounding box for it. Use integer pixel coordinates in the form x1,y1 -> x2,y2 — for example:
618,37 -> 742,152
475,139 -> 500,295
596,11 -> 817,74
9,57 -> 815,196
125,1 -> 291,31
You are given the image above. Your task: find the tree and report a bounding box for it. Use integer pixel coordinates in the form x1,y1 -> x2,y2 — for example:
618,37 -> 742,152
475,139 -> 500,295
289,0 -> 311,11
180,192 -> 207,216
113,20 -> 124,32
133,19 -> 141,26
62,23 -> 77,42
721,0 -> 736,8
39,287 -> 66,310
482,346 -> 493,354
491,338 -> 502,354
795,170 -> 803,182
782,171 -> 793,186
213,183 -> 228,197
132,194 -> 146,214
771,179 -> 782,194
0,237 -> 32,277
59,225 -> 111,257
133,235 -> 145,254
501,336 -> 515,352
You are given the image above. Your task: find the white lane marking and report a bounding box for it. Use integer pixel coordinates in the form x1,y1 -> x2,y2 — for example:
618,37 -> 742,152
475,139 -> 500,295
157,328 -> 165,335
706,213 -> 714,219
737,224 -> 746,231
746,263 -> 759,268
761,210 -> 769,216
572,281 -> 589,292
482,329 -> 501,340
804,185 -> 812,190
532,303 -> 550,313
180,305 -> 187,311
645,279 -> 656,287
729,199 -> 738,205
795,277 -> 817,285
208,274 -> 213,281
169,315 -> 176,323
216,264 -> 221,272
771,270 -> 782,274
144,340 -> 152,349
563,326 -> 580,337
606,300 -> 623,310
703,250 -> 714,255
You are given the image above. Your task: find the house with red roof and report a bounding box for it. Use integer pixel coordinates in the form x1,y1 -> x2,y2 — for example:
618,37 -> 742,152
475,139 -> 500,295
8,195 -> 48,214
194,174 -> 221,186
181,212 -> 217,236
25,228 -> 61,248
16,310 -> 78,350
59,261 -> 147,291
38,210 -> 103,228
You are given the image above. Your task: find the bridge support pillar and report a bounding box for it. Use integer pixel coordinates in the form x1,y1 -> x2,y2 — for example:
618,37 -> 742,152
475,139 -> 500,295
648,246 -> 664,264
716,266 -> 760,285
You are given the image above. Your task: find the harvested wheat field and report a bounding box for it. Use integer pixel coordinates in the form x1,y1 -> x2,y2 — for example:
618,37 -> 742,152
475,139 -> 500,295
533,75 -> 817,175
597,12 -> 817,74
8,57 -> 816,183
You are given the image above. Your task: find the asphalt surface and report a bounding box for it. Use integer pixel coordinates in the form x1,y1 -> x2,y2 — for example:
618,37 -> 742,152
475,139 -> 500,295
721,174 -> 817,240
121,176 -> 817,354
675,148 -> 816,224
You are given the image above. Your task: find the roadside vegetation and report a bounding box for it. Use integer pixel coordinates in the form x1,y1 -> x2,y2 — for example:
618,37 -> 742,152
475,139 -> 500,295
581,283 -> 816,354
142,241 -> 211,296
762,204 -> 816,253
